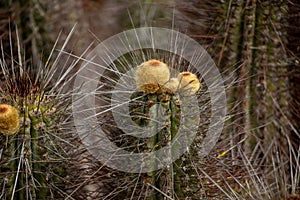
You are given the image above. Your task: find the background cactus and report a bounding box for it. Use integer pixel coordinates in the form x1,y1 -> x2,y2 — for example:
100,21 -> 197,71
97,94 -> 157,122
174,0 -> 300,199
0,25 -> 76,200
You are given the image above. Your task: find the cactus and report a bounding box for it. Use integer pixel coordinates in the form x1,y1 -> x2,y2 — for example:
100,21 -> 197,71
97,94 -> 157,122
0,27 -> 75,199
0,0 -> 298,199
170,0 -> 300,199
127,59 -> 201,199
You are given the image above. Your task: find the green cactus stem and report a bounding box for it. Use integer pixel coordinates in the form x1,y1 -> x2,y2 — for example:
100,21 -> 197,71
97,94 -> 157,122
0,98 -> 67,199
130,91 -> 184,200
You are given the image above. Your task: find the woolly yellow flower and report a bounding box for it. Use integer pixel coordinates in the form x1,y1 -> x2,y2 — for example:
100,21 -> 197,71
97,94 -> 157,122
177,72 -> 201,95
135,59 -> 170,93
0,104 -> 20,135
164,78 -> 180,93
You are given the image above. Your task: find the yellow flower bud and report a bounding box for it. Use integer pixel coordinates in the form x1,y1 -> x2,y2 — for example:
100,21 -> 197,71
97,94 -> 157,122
0,104 -> 20,135
164,78 -> 180,93
135,59 -> 170,93
177,72 -> 201,95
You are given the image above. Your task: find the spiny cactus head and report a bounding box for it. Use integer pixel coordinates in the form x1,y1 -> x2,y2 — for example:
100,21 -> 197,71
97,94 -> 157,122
0,104 -> 19,135
177,71 -> 201,95
135,59 -> 170,93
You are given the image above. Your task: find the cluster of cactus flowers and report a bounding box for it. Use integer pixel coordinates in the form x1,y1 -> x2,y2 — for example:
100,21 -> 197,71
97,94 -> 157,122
135,59 -> 200,95
132,59 -> 200,199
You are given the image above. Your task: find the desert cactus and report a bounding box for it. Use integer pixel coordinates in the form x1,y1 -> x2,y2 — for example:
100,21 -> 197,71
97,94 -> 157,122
130,59 -> 200,199
0,29 -> 75,199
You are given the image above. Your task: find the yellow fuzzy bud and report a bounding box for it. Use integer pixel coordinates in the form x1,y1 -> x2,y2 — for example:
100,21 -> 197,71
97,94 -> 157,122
0,104 -> 20,135
135,59 -> 170,93
177,72 -> 201,95
164,78 -> 180,93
